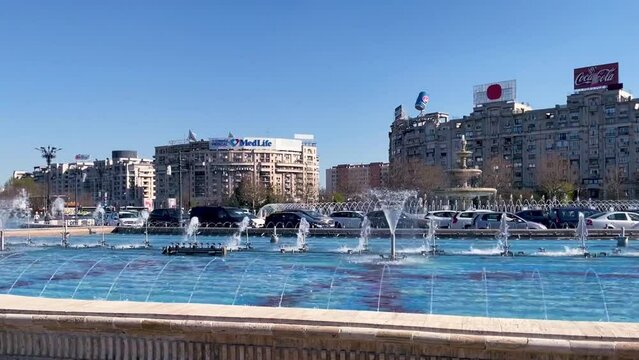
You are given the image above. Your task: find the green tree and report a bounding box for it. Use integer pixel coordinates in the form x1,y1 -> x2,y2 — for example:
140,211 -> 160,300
0,177 -> 45,210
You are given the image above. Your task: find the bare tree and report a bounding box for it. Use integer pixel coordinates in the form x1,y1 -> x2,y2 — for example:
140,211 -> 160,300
479,156 -> 514,196
233,177 -> 270,210
387,160 -> 445,196
604,167 -> 626,200
535,153 -> 576,200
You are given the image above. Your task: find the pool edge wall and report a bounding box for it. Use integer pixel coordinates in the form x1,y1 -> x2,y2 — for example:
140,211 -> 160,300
0,295 -> 638,359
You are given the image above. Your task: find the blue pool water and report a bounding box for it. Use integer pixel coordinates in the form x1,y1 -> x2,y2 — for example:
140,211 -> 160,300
1,233 -> 638,322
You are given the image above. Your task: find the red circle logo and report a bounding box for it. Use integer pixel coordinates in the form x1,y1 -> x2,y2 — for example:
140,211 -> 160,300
486,84 -> 502,100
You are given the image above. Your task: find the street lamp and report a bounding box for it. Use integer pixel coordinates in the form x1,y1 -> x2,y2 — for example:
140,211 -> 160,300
36,146 -> 62,214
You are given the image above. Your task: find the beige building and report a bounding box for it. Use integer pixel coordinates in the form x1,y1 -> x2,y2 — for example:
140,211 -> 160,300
35,150 -> 155,209
326,162 -> 389,194
389,87 -> 639,199
154,134 -> 319,208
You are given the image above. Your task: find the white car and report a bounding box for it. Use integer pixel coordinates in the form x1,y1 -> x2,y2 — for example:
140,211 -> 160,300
329,211 -> 364,228
450,210 -> 494,229
247,214 -> 265,228
586,211 -> 639,229
116,211 -> 144,227
424,211 -> 457,229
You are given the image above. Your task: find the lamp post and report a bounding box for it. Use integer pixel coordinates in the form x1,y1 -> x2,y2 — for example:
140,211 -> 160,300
36,146 -> 62,215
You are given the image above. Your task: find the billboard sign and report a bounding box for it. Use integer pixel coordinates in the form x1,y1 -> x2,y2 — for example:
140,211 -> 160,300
143,198 -> 154,211
394,105 -> 406,121
414,92 -> 430,111
573,62 -> 619,90
75,154 -> 90,161
210,137 -> 272,149
473,80 -> 516,106
209,137 -> 302,151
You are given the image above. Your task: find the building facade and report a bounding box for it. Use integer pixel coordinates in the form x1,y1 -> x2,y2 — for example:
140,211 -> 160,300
153,135 -> 319,208
326,162 -> 389,194
390,87 -> 639,199
34,150 -> 155,209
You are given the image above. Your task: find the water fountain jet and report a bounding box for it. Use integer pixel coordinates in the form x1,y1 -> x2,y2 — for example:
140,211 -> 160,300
498,213 -> 513,256
52,197 -> 69,247
92,204 -> 106,247
140,210 -> 150,248
575,212 -> 590,257
371,189 -> 416,260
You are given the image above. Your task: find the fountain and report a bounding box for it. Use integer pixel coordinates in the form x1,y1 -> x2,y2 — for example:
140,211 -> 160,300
371,189 -> 416,260
435,135 -> 497,205
0,189 -> 32,250
162,216 -> 227,256
498,213 -> 513,256
347,216 -> 370,254
421,218 -> 443,255
270,224 -> 279,243
575,212 -> 590,257
52,197 -> 69,247
280,218 -> 309,253
228,216 -> 251,251
92,204 -> 106,247
140,210 -> 150,248
186,216 -> 200,244
616,227 -> 629,248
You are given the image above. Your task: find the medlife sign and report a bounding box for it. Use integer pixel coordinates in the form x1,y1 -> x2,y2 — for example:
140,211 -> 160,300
209,137 -> 274,149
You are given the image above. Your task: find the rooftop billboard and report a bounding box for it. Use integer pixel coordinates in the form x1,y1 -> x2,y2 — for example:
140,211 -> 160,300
574,62 -> 619,90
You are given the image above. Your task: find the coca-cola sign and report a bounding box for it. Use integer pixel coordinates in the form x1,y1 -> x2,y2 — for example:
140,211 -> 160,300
574,62 -> 619,90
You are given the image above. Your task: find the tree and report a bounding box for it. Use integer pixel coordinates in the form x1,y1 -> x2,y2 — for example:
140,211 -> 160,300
479,156 -> 514,196
604,167 -> 626,200
231,177 -> 270,211
0,177 -> 45,210
387,160 -> 445,196
534,153 -> 576,200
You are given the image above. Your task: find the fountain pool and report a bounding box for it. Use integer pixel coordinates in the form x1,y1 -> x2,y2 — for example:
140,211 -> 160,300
1,233 -> 638,322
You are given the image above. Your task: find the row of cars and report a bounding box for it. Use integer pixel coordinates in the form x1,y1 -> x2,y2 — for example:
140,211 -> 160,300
116,205 -> 639,230
264,210 -> 430,229
426,208 -> 639,230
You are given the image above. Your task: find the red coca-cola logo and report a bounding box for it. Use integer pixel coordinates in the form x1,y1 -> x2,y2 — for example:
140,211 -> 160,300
574,62 -> 619,89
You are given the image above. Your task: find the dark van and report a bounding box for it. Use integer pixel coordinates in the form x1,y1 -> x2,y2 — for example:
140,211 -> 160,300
190,206 -> 247,227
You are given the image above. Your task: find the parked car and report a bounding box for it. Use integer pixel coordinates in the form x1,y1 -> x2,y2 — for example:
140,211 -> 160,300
290,209 -> 333,223
329,211 -> 364,228
586,211 -> 639,229
246,213 -> 265,228
148,208 -> 188,226
365,211 -> 429,229
190,206 -> 252,227
264,212 -> 335,228
515,209 -> 551,228
116,211 -> 144,227
549,207 -> 599,228
450,210 -> 493,229
473,212 -> 547,230
424,211 -> 457,229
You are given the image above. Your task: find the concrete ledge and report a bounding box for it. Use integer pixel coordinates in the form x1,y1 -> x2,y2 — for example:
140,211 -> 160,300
0,295 -> 637,359
2,227 -> 115,238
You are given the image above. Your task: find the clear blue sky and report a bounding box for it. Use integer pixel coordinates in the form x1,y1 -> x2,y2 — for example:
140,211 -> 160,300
1,0 -> 638,187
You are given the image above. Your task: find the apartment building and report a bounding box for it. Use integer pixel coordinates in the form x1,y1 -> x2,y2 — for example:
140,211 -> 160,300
154,134 -> 319,207
326,162 -> 389,194
35,150 -> 155,208
389,64 -> 639,199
